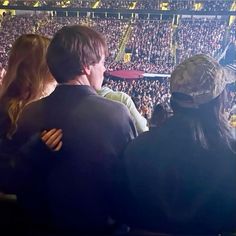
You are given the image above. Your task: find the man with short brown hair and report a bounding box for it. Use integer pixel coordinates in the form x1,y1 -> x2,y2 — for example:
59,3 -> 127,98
14,25 -> 137,234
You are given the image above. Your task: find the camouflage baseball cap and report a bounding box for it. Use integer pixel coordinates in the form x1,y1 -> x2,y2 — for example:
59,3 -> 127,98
170,54 -> 235,108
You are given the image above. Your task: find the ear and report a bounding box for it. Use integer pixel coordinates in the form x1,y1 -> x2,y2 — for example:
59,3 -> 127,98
83,65 -> 91,76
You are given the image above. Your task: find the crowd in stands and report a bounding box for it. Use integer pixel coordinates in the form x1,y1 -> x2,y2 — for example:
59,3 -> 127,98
135,0 -> 234,10
126,20 -> 175,74
175,19 -> 227,64
36,16 -> 129,59
203,0 -> 234,11
135,0 -> 160,10
0,13 -> 235,117
169,0 -> 233,11
0,12 -> 233,73
106,60 -> 171,74
135,0 -> 194,10
0,14 -> 129,67
0,14 -> 41,68
66,0 -> 92,8
107,18 -> 227,73
97,0 -> 134,9
168,0 -> 195,10
0,0 -> 234,11
104,78 -> 170,119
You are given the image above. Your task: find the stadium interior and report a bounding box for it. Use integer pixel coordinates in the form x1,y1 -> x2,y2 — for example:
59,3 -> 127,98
0,0 -> 236,235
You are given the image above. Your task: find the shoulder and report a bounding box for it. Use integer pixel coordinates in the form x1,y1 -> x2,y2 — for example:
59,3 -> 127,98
78,93 -> 136,129
124,129 -> 158,157
88,95 -> 138,137
89,94 -> 131,115
18,99 -> 44,124
123,117 -> 183,161
15,100 -> 45,141
105,90 -> 132,104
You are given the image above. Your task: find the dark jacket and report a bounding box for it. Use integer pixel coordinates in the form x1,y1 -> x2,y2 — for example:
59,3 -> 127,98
12,85 -> 137,234
122,115 -> 236,234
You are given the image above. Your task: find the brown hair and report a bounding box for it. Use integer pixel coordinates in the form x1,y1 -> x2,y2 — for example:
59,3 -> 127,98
0,34 -> 51,139
46,25 -> 108,83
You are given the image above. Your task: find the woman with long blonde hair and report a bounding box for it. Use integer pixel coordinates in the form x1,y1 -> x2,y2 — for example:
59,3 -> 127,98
0,34 -> 60,201
0,34 -> 57,140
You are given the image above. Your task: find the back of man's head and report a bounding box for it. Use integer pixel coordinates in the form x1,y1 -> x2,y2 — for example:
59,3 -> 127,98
46,25 -> 107,83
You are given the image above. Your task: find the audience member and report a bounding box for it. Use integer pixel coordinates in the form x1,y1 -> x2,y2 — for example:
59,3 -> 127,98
98,85 -> 149,134
0,34 -> 56,140
12,25 -> 137,234
121,54 -> 236,234
0,34 -> 60,213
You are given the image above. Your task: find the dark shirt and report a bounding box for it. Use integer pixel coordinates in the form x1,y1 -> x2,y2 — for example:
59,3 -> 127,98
122,115 -> 236,234
12,85 -> 137,233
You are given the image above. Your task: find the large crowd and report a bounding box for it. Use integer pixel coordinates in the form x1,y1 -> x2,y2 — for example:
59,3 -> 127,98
126,20 -> 174,74
104,78 -> 171,119
175,18 -> 227,64
0,0 -> 234,11
0,12 -> 235,116
0,14 -> 129,67
0,13 -> 233,72
0,14 -> 235,70
97,0 -> 134,9
203,0 -> 234,11
36,16 -> 129,59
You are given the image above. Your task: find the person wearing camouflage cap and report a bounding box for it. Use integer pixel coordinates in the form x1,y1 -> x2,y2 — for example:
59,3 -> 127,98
119,54 -> 236,234
170,54 -> 235,108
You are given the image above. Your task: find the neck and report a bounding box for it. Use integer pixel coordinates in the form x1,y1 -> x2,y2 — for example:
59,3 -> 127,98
43,80 -> 57,97
61,75 -> 91,86
33,80 -> 57,102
